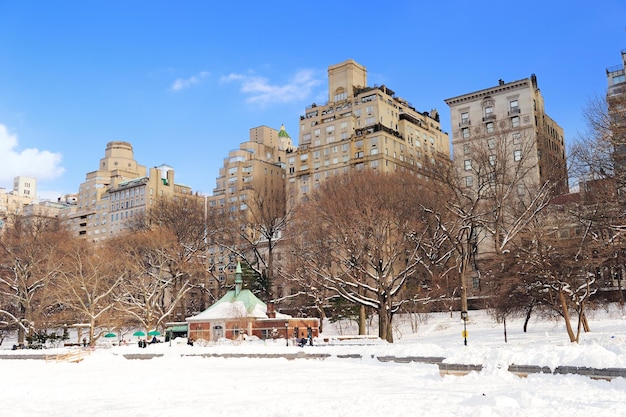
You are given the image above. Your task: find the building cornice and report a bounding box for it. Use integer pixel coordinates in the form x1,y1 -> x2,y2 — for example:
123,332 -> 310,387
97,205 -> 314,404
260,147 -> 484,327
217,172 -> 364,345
444,79 -> 530,106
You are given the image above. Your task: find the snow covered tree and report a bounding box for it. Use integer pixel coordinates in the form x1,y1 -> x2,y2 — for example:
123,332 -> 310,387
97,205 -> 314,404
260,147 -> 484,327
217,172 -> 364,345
0,215 -> 68,346
287,170 -> 443,342
434,127 -> 557,316
54,238 -> 126,346
112,227 -> 197,333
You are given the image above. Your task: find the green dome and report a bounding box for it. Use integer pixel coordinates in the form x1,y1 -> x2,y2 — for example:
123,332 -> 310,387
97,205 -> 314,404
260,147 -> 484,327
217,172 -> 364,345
278,124 -> 291,138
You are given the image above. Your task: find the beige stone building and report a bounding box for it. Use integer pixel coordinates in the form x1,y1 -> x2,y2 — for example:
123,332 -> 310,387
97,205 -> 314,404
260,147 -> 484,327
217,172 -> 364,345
288,59 -> 450,207
0,176 -> 38,230
206,125 -> 293,284
445,75 -> 568,197
607,49 -> 626,168
66,141 -> 194,241
444,75 -> 568,295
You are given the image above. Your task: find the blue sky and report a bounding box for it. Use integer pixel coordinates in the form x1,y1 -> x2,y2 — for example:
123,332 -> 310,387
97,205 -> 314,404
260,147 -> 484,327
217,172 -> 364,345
1,1 -> 625,199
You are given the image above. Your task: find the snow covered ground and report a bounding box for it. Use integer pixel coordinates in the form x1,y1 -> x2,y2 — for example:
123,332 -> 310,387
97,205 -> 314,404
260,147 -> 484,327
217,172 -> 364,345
1,306 -> 625,417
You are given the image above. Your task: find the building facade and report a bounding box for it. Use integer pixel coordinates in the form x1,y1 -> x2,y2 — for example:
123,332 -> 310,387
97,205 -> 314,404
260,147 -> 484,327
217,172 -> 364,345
288,59 -> 450,208
606,49 -> 626,171
65,141 -> 194,241
206,125 -> 293,285
445,75 -> 567,198
0,176 -> 39,231
445,75 -> 568,296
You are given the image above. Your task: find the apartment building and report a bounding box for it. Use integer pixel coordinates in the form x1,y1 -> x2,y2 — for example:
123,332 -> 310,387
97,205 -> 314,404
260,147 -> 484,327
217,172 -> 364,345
445,75 -> 567,197
288,59 -> 450,208
607,49 -> 626,169
66,141 -> 194,241
0,176 -> 38,230
445,75 -> 568,295
206,125 -> 293,284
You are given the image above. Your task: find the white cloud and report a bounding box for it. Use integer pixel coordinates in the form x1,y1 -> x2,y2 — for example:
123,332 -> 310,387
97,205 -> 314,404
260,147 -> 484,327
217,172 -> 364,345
0,124 -> 64,185
170,71 -> 210,91
220,69 -> 322,106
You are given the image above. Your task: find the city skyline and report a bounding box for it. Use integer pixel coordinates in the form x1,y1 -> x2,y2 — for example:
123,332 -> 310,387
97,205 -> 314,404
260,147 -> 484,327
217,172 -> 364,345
0,1 -> 624,199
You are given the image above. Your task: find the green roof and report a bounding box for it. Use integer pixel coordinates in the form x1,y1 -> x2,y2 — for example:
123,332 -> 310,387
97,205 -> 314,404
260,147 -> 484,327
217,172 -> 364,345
278,124 -> 291,138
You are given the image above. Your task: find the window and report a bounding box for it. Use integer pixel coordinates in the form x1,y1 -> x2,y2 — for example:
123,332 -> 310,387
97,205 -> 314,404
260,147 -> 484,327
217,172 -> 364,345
464,159 -> 472,171
461,112 -> 469,124
487,138 -> 496,149
462,127 -> 470,138
484,106 -> 493,118
489,154 -> 496,166
486,122 -> 494,134
465,176 -> 473,187
512,132 -> 521,144
511,116 -> 520,128
509,99 -> 519,113
513,150 -> 522,161
326,125 -> 335,134
334,92 -> 347,101
365,117 -> 375,125
355,151 -> 364,158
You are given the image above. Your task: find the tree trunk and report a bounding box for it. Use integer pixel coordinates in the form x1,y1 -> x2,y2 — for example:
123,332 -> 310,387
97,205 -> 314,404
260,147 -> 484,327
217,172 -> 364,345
358,305 -> 366,335
378,302 -> 394,343
581,308 -> 590,333
503,315 -> 508,343
523,305 -> 533,333
559,290 -> 576,343
17,304 -> 28,345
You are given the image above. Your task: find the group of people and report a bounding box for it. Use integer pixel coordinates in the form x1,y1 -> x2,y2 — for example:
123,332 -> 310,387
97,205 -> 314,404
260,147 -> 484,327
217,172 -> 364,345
297,336 -> 313,347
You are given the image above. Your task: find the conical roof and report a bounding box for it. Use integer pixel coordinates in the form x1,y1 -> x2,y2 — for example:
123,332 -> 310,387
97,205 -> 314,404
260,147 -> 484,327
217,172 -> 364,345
278,124 -> 291,138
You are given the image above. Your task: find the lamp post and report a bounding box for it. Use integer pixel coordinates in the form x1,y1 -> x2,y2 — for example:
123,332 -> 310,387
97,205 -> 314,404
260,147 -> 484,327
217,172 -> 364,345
461,310 -> 468,346
285,322 -> 289,346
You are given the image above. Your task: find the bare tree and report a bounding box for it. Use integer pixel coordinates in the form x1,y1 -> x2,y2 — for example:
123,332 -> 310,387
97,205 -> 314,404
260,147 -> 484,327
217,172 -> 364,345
570,92 -> 626,303
217,177 -> 289,300
0,215 -> 68,346
113,228 -> 195,333
435,127 -> 556,316
54,239 -> 126,346
147,196 -> 213,317
288,170 -> 441,342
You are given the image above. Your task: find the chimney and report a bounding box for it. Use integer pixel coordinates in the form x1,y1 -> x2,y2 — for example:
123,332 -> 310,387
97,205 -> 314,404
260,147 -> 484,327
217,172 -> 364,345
266,302 -> 276,318
498,79 -> 505,86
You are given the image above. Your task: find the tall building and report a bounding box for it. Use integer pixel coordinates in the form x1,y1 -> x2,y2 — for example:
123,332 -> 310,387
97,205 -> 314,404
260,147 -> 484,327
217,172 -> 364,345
206,125 -> 293,284
66,141 -> 194,241
445,75 -> 568,197
288,59 -> 450,207
445,76 -> 568,296
13,176 -> 36,199
606,49 -> 626,171
0,176 -> 39,231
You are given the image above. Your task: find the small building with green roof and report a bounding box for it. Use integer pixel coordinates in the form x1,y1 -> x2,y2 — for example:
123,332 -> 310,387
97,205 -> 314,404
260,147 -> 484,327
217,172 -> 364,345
186,262 -> 318,343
